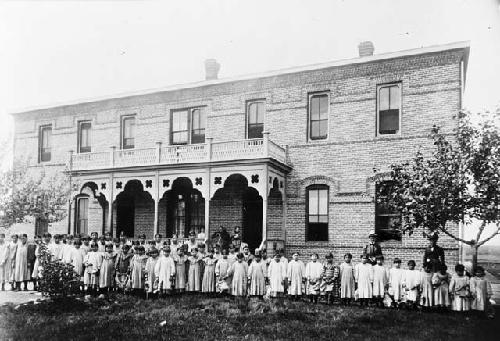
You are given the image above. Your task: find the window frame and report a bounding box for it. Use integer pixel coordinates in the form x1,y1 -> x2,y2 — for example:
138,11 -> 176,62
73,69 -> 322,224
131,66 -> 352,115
375,180 -> 402,241
38,124 -> 52,163
120,115 -> 136,150
170,107 -> 206,145
246,100 -> 265,139
376,82 -> 402,137
75,196 -> 89,235
308,92 -> 330,141
305,184 -> 329,242
77,120 -> 92,154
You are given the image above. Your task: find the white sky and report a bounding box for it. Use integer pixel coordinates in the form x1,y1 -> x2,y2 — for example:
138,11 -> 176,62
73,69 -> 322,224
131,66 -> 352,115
1,0 -> 499,244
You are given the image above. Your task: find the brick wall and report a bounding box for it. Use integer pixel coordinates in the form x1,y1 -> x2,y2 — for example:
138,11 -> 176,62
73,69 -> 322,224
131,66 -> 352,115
10,46 -> 466,263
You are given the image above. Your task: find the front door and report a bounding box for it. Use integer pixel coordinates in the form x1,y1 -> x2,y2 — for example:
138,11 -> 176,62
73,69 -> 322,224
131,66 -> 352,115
117,197 -> 135,238
242,192 -> 263,252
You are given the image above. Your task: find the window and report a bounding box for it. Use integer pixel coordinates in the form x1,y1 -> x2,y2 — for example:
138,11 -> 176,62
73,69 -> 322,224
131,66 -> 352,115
121,116 -> 135,149
171,108 -> 205,145
247,101 -> 265,139
309,93 -> 329,140
78,121 -> 92,153
377,83 -> 401,135
375,181 -> 402,241
191,108 -> 206,144
39,125 -> 52,162
76,197 -> 89,235
306,185 -> 329,241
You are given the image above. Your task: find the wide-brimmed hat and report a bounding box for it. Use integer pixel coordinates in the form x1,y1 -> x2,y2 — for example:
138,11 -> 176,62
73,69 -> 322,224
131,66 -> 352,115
369,230 -> 377,237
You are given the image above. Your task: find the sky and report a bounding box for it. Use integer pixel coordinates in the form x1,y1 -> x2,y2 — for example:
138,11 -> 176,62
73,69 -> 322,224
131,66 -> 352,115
0,0 -> 499,244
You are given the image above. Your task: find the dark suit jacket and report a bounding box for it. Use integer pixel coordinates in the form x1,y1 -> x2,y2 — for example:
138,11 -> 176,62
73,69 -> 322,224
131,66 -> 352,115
423,245 -> 445,272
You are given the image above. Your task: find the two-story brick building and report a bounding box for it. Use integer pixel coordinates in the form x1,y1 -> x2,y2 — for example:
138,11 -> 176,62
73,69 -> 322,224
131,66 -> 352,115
10,41 -> 470,264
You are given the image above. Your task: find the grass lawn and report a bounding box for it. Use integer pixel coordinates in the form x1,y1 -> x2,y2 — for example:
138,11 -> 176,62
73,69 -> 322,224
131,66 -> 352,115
0,294 -> 498,341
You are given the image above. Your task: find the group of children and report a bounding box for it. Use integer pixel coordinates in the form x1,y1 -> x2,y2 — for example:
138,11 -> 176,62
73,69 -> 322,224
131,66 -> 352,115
1,231 -> 494,316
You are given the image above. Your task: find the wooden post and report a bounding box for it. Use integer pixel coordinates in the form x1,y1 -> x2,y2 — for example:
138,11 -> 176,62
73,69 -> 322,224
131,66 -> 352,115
107,173 -> 114,236
153,170 -> 160,235
156,141 -> 162,164
206,137 -> 213,162
263,131 -> 270,157
110,146 -> 116,167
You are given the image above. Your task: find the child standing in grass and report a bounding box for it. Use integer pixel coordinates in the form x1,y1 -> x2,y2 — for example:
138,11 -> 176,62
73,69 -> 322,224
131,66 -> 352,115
145,247 -> 160,298
432,264 -> 451,310
340,253 -> 355,305
174,246 -> 188,294
155,247 -> 176,296
419,263 -> 434,309
388,258 -> 405,308
321,253 -> 337,305
187,248 -> 201,292
248,252 -> 267,298
305,253 -> 323,303
470,266 -> 492,316
115,244 -> 132,293
226,253 -> 248,297
268,253 -> 287,298
215,249 -> 231,295
402,260 -> 420,309
99,243 -> 116,295
129,245 -> 148,296
70,239 -> 86,290
84,243 -> 102,295
355,254 -> 373,307
202,248 -> 217,294
372,255 -> 388,307
287,252 -> 305,301
449,263 -> 471,312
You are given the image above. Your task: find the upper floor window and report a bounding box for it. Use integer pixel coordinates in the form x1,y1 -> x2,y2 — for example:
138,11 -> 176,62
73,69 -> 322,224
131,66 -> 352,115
309,93 -> 329,140
306,184 -> 329,241
171,108 -> 205,145
247,101 -> 265,139
191,108 -> 206,144
78,121 -> 92,153
121,116 -> 135,149
39,125 -> 52,162
375,181 -> 402,241
377,83 -> 401,135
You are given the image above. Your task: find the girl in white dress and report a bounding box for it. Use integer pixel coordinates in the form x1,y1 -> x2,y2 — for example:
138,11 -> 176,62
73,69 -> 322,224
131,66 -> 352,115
340,253 -> 355,305
215,249 -> 231,294
155,247 -> 176,295
0,233 -> 8,291
420,263 -> 434,309
248,253 -> 267,298
305,253 -> 323,303
226,253 -> 248,297
268,253 -> 287,298
287,252 -> 305,300
372,255 -> 388,307
84,243 -> 102,295
145,247 -> 159,297
355,254 -> 373,306
449,263 -> 471,311
99,243 -> 117,294
432,264 -> 451,309
129,245 -> 148,295
70,239 -> 86,290
173,246 -> 188,293
201,249 -> 217,294
388,258 -> 405,307
402,260 -> 420,309
470,266 -> 492,315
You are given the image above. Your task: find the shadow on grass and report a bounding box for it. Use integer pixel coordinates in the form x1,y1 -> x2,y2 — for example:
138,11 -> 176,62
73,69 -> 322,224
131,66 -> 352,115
0,294 -> 498,341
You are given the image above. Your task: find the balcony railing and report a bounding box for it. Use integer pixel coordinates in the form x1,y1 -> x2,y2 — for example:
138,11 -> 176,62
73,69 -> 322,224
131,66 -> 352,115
69,132 -> 287,171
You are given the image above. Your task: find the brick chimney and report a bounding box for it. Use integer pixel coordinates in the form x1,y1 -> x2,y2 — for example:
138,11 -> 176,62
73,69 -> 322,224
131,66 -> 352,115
204,59 -> 220,80
358,41 -> 375,57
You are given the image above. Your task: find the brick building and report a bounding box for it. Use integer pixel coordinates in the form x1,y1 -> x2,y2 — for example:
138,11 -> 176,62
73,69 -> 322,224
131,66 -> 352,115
10,41 -> 470,264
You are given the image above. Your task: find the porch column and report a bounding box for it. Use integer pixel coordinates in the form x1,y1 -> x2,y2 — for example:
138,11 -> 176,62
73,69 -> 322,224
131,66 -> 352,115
261,164 -> 269,249
107,173 -> 114,237
204,165 -> 211,241
153,170 -> 160,235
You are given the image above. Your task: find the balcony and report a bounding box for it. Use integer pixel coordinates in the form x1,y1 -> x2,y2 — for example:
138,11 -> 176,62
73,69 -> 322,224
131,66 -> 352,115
69,133 -> 288,171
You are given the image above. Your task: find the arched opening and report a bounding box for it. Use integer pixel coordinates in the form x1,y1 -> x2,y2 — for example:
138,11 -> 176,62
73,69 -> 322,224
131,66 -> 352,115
75,182 -> 108,236
211,174 -> 263,252
159,177 -> 205,238
114,180 -> 154,238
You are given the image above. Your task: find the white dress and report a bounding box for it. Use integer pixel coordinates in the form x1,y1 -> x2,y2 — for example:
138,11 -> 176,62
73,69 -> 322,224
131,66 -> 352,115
5,241 -> 17,282
248,260 -> 267,296
84,251 -> 102,286
14,243 -> 30,282
372,264 -> 388,297
388,267 -> 405,301
355,262 -> 373,299
227,261 -> 248,296
449,274 -> 470,311
340,262 -> 355,298
287,259 -> 305,295
305,261 -> 323,295
0,242 -> 9,283
470,276 -> 492,311
402,269 -> 421,302
70,247 -> 86,277
268,260 -> 287,296
154,255 -> 176,291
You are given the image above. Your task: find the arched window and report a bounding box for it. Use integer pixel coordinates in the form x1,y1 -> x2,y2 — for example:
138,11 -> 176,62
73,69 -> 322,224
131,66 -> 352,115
306,185 -> 329,241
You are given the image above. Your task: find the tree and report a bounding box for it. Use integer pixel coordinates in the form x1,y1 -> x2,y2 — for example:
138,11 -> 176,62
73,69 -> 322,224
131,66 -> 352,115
0,161 -> 71,228
378,109 -> 500,271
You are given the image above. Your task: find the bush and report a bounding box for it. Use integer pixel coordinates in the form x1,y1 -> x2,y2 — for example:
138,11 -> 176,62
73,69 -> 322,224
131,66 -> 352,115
37,243 -> 79,297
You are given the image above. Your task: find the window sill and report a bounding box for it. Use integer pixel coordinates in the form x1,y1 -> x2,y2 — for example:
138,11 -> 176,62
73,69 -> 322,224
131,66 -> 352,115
375,133 -> 402,140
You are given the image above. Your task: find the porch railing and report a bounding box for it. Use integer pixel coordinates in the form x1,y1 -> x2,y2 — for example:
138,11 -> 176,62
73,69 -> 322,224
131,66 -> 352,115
69,132 -> 287,171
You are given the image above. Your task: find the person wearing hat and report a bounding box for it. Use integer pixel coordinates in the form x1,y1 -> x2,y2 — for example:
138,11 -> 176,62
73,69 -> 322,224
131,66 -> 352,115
423,232 -> 445,272
364,230 -> 383,265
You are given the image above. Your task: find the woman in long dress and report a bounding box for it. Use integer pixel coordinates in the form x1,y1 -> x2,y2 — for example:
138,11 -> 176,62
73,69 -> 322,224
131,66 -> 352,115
226,253 -> 248,297
248,253 -> 267,297
14,234 -> 30,291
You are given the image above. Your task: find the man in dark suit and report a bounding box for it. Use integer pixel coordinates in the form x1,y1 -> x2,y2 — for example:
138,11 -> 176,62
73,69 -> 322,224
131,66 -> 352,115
364,230 -> 383,265
423,232 -> 445,272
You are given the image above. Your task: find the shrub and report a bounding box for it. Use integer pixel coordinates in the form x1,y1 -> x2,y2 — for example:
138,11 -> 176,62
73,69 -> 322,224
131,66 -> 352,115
37,243 -> 79,297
